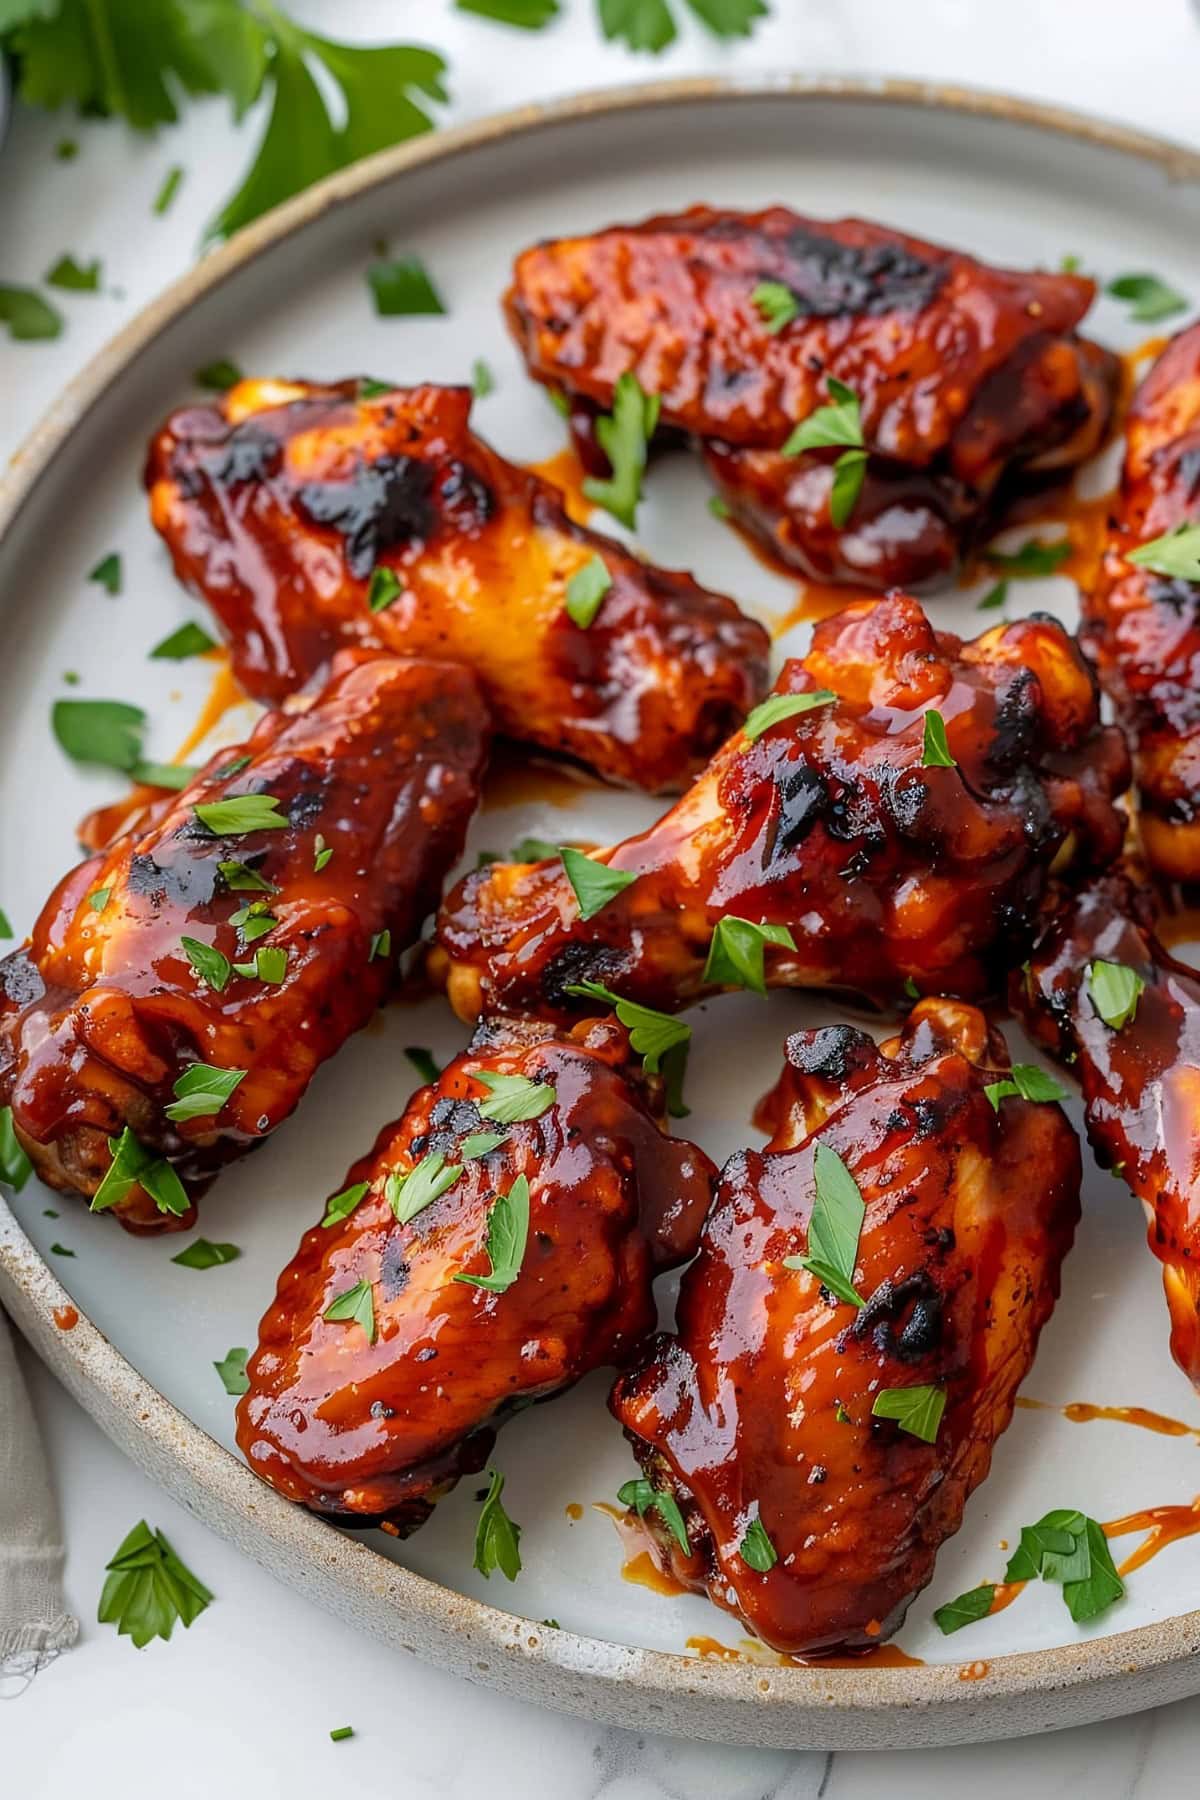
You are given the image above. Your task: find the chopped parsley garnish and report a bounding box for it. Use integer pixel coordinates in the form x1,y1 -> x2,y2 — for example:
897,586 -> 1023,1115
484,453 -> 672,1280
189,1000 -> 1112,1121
617,1476 -> 690,1554
229,900 -> 277,943
367,256 -> 445,317
194,793 -> 288,836
386,1150 -> 461,1224
55,139 -> 78,161
563,554 -> 613,629
921,710 -> 956,768
597,0 -> 767,51
871,1383 -> 946,1443
473,1468 -> 521,1580
476,1071 -> 556,1125
1106,272 -> 1188,323
751,280 -> 799,334
214,1347 -> 250,1395
471,357 -> 495,397
936,1508 -> 1124,1635
738,1515 -> 778,1572
368,929 -> 392,962
165,1063 -> 247,1123
404,1046 -> 441,1085
98,1521 -> 212,1648
984,538 -> 1070,577
329,1726 -> 354,1743
133,761 -> 198,791
707,494 -> 731,520
357,377 -> 393,399
320,1181 -> 371,1229
1087,959 -> 1146,1031
564,980 -> 691,1116
233,945 -> 287,984
182,937 -> 231,992
460,1130 -> 508,1159
46,253 -> 100,292
977,580 -> 1008,612
313,834 -> 332,872
933,1583 -> 996,1636
91,1127 -> 189,1217
150,621 -> 217,660
983,1064 -> 1068,1111
0,285 -> 63,341
456,0 -> 561,25
582,372 -> 660,530
49,1241 -> 75,1257
53,698 -> 144,771
702,916 -> 796,996
194,360 -> 243,392
510,836 -> 558,862
560,845 -> 636,919
780,376 -> 867,527
902,976 -> 920,1000
1128,523 -> 1200,581
367,566 -> 403,613
0,1107 -> 32,1191
171,1238 -> 240,1270
324,1278 -> 376,1344
0,908 -> 10,937
782,1142 -> 866,1307
87,551 -> 121,594
154,165 -> 184,216
217,860 -> 277,895
454,1173 -> 530,1293
741,688 -> 836,746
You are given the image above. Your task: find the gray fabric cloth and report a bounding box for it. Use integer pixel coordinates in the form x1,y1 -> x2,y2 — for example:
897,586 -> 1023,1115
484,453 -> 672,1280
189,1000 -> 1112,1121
0,1305 -> 77,1692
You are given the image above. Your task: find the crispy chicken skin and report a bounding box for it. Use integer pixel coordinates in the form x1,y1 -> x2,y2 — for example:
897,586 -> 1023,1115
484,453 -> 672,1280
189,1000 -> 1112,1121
0,652 -> 489,1232
145,378 -> 769,793
1081,324 -> 1200,880
1015,875 -> 1200,1388
506,208 -> 1118,588
434,593 -> 1130,1023
236,1014 -> 716,1530
608,1001 -> 1082,1657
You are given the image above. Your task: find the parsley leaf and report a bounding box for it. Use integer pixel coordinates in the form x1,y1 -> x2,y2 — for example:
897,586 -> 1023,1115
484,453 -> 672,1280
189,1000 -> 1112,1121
87,886 -> 111,913
1128,524 -> 1200,581
738,1515 -> 778,1572
0,1108 -> 33,1192
313,834 -> 332,873
1001,1508 -> 1124,1625
560,845 -> 636,919
329,1726 -> 354,1743
829,448 -> 868,528
476,1071 -> 556,1126
933,1583 -> 996,1635
324,1277 -> 376,1343
320,1181 -> 371,1229
921,710 -> 956,768
214,1347 -> 250,1395
582,372 -> 661,530
751,280 -> 799,334
473,1468 -> 521,1580
150,621 -> 217,660
983,1064 -> 1068,1111
368,256 -> 445,317
456,0 -> 560,24
0,284 -> 62,341
871,1384 -> 946,1443
741,688 -> 836,746
154,164 -> 184,215
404,1046 -> 441,1085
53,697 -> 144,770
165,1062 -> 247,1123
977,580 -> 1008,613
46,253 -> 100,292
782,1142 -> 866,1307
984,538 -> 1070,577
454,1172 -> 530,1293
98,1521 -> 212,1649
471,357 -> 495,397
366,566 -> 403,613
386,1150 -> 461,1225
460,1130 -> 508,1159
233,946 -> 287,984
510,836 -> 558,862
618,1476 -> 690,1554
564,554 -> 613,629
702,916 -> 796,996
1107,272 -> 1188,323
1063,1518 -> 1124,1622
599,0 -> 766,49
707,494 -> 731,520
132,761 -> 198,791
171,1238 -> 240,1270
194,793 -> 288,835
368,929 -> 391,962
0,908 -> 10,936
781,375 -> 863,455
563,980 -> 691,1111
194,359 -> 242,392
1088,959 -> 1146,1031
91,1127 -> 189,1218
181,937 -> 231,992
88,551 -> 122,594
49,1242 -> 75,1257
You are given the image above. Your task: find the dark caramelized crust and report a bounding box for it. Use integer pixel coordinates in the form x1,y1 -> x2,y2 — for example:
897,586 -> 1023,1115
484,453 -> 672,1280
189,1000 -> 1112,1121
0,652 -> 489,1231
506,208 -> 1117,588
236,1015 -> 716,1531
433,593 -> 1130,1022
609,1000 -> 1081,1657
1014,875 -> 1200,1387
1081,325 -> 1200,878
145,378 -> 769,793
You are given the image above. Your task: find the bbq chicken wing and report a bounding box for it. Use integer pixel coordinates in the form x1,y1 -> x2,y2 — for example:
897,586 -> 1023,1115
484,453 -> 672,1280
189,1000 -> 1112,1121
1081,324 -> 1200,880
434,593 -> 1129,1024
0,652 -> 488,1232
608,1000 -> 1082,1657
506,208 -> 1118,589
146,379 -> 769,793
1015,875 -> 1200,1387
236,1014 -> 715,1530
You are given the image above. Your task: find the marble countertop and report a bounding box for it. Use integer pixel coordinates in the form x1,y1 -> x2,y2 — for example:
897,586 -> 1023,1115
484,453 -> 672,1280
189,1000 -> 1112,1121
5,2 -> 1200,1795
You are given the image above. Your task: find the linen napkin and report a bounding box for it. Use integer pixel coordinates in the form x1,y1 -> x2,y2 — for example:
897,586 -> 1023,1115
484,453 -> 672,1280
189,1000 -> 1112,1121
0,1304 -> 77,1692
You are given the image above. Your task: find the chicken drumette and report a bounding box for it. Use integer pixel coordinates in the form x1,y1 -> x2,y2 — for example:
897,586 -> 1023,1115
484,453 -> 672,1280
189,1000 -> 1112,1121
609,1001 -> 1082,1657
0,651 -> 488,1232
1016,874 -> 1200,1388
236,1014 -> 715,1530
146,378 -> 769,793
434,593 -> 1129,1024
506,207 -> 1118,589
1081,323 -> 1200,881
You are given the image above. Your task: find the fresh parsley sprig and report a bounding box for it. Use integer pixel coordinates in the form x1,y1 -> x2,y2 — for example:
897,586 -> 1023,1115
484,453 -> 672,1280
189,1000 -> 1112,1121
473,1468 -> 521,1580
582,372 -> 660,530
782,1143 -> 865,1307
98,1520 -> 213,1648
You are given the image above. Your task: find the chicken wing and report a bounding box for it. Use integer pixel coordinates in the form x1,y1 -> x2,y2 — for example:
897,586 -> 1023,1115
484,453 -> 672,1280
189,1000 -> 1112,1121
236,1014 -> 715,1530
1015,874 -> 1200,1387
506,207 -> 1118,589
1081,324 -> 1200,880
608,1000 -> 1081,1657
0,651 -> 489,1232
434,593 -> 1129,1024
146,378 -> 769,793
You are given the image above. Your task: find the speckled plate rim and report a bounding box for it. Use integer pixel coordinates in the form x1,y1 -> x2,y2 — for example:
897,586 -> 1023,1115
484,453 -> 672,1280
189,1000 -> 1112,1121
4,76 -> 1200,1749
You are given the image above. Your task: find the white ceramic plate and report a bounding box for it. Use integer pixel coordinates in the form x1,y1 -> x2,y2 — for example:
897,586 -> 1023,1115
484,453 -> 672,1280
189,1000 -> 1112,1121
5,79 -> 1200,1750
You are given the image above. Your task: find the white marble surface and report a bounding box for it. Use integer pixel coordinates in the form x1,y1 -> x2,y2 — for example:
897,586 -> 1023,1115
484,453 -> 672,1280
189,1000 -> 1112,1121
5,1 -> 1200,1793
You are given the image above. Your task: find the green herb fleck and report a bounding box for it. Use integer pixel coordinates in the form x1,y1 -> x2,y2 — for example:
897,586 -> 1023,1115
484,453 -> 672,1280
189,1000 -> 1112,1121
98,1521 -> 212,1648
150,621 -> 216,660
367,566 -> 403,613
324,1278 -> 376,1343
921,710 -> 956,768
617,1476 -> 690,1554
214,1347 -> 250,1395
871,1383 -> 946,1443
171,1238 -> 240,1270
741,689 -> 836,746
368,256 -> 445,317
473,1468 -> 522,1580
582,372 -> 661,530
564,554 -> 613,629
453,1173 -> 530,1293
781,1142 -> 866,1307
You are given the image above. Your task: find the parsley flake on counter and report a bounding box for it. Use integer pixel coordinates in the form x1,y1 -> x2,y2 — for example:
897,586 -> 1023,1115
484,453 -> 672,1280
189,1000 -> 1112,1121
933,1583 -> 996,1636
1107,272 -> 1188,323
154,165 -> 184,215
476,1071 -> 556,1125
780,376 -> 867,526
617,1477 -> 690,1554
87,552 -> 122,594
217,860 -> 276,895
471,357 -> 495,397
560,845 -> 635,919
564,980 -> 691,1116
329,1726 -> 355,1743
582,372 -> 661,530
921,710 -> 956,768
782,1142 -> 866,1307
0,285 -> 63,342
404,1046 -> 441,1085
702,916 -> 796,997
1128,523 -> 1200,581
194,793 -> 288,835
741,689 -> 836,746
473,1468 -> 522,1580
165,1063 -> 247,1124
313,834 -> 333,873
386,1149 -> 462,1225
91,1127 -> 188,1218
984,538 -> 1070,578
320,1181 -> 371,1229
367,566 -> 403,613
983,1064 -> 1068,1111
751,280 -> 799,334
457,0 -> 560,25
368,256 -> 445,317
98,1521 -> 212,1648
324,1277 -> 376,1343
182,937 -> 231,992
194,359 -> 243,392
0,1107 -> 32,1191
871,1383 -> 946,1443
1088,959 -> 1146,1031
564,554 -> 613,629
214,1347 -> 250,1396
454,1173 -> 530,1294
171,1238 -> 240,1270
46,253 -> 100,292
738,1515 -> 778,1572
233,945 -> 287,983
150,621 -> 217,660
